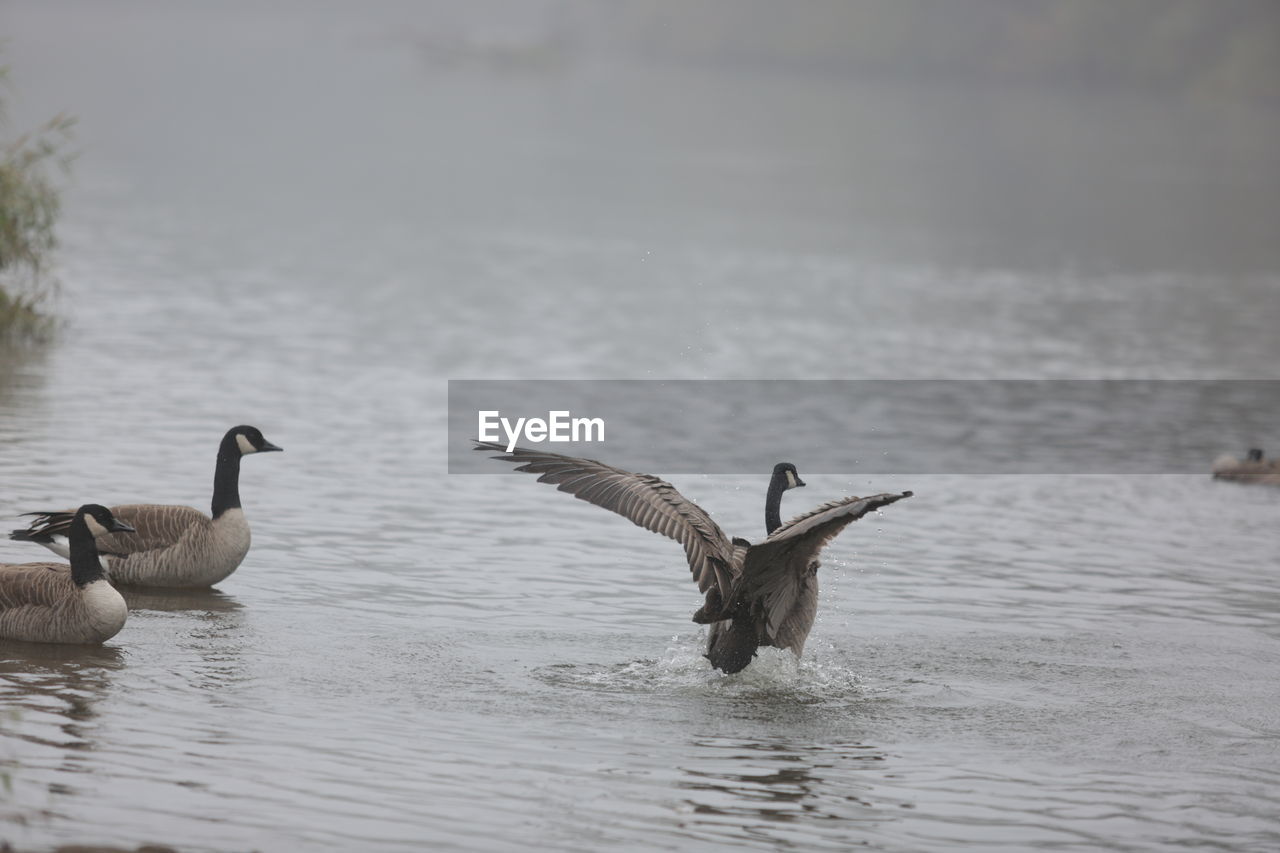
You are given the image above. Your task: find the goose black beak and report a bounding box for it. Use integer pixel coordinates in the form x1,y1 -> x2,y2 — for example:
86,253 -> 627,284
794,477 -> 806,488
110,519 -> 136,534
260,441 -> 284,453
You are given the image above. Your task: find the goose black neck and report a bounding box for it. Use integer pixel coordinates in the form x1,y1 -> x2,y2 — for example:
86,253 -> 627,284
68,518 -> 107,587
765,471 -> 788,535
211,436 -> 243,519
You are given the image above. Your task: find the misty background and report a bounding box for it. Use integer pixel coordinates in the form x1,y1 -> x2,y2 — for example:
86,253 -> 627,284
5,0 -> 1279,280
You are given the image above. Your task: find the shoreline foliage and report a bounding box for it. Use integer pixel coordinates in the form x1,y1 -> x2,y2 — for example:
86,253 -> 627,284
0,63 -> 75,344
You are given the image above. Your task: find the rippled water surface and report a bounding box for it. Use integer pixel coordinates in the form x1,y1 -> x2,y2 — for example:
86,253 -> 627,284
2,2 -> 1280,851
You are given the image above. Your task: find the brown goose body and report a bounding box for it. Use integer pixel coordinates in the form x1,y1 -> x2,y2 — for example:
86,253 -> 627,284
477,442 -> 911,673
9,426 -> 281,588
0,505 -> 133,644
17,505 -> 253,587
0,563 -> 126,643
1212,450 -> 1280,486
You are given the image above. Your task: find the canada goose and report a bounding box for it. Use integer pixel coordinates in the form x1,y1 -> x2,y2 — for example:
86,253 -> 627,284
476,442 -> 912,673
0,504 -> 135,644
9,425 -> 282,587
1212,448 -> 1280,486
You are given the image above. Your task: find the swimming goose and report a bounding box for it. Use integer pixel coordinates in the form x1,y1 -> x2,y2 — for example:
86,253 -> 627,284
476,442 -> 912,673
0,504 -> 135,644
1212,448 -> 1280,486
9,425 -> 282,587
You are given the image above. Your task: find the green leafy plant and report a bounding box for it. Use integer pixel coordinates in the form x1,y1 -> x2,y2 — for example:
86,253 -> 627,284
0,63 -> 75,343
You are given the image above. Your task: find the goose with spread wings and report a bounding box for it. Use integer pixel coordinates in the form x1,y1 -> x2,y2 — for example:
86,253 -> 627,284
477,442 -> 912,673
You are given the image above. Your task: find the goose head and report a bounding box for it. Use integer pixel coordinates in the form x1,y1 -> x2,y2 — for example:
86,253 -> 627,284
76,504 -> 136,538
70,505 -> 134,586
772,462 -> 806,491
229,425 -> 284,456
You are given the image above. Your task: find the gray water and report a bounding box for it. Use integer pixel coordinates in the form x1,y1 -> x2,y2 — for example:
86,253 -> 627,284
2,2 -> 1280,851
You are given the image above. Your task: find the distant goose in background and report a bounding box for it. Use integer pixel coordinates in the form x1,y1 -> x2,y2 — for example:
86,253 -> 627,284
0,504 -> 135,644
476,442 -> 912,674
1212,448 -> 1280,486
10,426 -> 282,587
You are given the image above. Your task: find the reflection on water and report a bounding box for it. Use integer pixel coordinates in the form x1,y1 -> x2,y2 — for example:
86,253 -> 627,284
0,642 -> 123,821
0,642 -> 124,674
121,588 -> 251,698
678,737 -> 889,824
120,587 -> 243,615
0,642 -> 124,731
0,343 -> 49,429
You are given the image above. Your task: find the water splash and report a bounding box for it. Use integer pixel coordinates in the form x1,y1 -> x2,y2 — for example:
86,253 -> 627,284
534,631 -> 869,706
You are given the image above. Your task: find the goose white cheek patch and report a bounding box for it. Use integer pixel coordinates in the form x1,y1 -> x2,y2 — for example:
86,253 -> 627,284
236,434 -> 256,454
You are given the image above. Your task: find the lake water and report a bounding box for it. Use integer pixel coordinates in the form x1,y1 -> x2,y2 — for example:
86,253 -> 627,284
2,2 -> 1279,851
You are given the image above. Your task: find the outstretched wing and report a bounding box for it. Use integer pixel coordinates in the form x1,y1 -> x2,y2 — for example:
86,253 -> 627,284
476,442 -> 738,600
766,491 -> 912,550
741,491 -> 913,642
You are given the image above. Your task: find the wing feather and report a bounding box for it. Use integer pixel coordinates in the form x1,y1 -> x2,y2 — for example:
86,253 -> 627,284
10,509 -> 77,546
476,442 -> 737,599
87,504 -> 210,556
13,504 -> 209,557
742,491 -> 912,640
0,562 -> 72,611
767,492 -> 913,550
